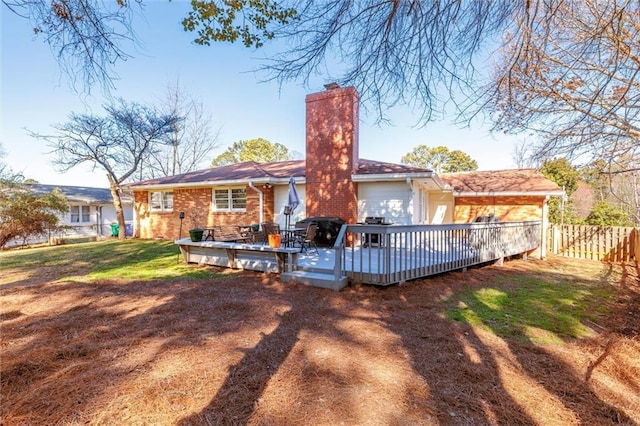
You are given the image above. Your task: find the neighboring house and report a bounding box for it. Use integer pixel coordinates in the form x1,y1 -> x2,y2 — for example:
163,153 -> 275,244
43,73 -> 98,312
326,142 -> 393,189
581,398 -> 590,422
127,85 -> 563,241
19,184 -> 134,244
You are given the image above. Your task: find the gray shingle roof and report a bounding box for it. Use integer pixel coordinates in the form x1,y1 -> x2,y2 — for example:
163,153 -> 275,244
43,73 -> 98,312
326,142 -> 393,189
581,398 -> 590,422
26,184 -> 131,204
355,159 -> 432,175
439,169 -> 564,195
127,159 -> 433,188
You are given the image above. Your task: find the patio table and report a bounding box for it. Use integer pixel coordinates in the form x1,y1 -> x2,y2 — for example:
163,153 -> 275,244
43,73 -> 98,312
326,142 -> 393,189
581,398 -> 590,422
282,227 -> 306,248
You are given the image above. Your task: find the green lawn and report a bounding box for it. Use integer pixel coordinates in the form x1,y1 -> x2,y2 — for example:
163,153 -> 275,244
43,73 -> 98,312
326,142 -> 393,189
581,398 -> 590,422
446,274 -> 615,344
0,239 -> 231,284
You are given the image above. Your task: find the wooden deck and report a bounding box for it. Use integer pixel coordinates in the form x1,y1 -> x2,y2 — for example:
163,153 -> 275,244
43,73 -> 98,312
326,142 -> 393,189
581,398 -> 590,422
176,221 -> 543,290
336,221 -> 542,285
176,239 -> 300,273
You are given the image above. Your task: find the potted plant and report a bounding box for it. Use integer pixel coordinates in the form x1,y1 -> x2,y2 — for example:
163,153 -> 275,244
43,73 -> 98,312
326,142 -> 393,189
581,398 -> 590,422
188,211 -> 205,242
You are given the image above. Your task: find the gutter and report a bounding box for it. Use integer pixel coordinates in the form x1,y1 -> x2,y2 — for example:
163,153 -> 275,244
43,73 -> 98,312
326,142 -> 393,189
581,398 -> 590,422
353,172 -> 451,191
352,172 -> 435,182
247,182 -> 264,224
454,190 -> 565,197
126,178 -> 305,191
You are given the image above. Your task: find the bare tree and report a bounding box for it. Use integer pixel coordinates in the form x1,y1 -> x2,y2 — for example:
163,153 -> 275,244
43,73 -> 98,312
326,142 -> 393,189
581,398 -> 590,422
511,139 -> 540,169
30,99 -> 178,238
139,82 -> 220,180
485,1 -> 640,174
585,161 -> 640,226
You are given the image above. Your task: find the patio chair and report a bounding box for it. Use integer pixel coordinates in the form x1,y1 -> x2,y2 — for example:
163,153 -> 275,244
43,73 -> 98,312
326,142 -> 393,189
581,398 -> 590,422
261,222 -> 281,245
249,228 -> 266,244
293,223 -> 318,254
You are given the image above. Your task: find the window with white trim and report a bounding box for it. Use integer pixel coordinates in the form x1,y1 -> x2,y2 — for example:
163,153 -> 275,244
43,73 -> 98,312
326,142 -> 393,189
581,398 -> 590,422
149,191 -> 174,212
213,188 -> 246,211
70,205 -> 91,223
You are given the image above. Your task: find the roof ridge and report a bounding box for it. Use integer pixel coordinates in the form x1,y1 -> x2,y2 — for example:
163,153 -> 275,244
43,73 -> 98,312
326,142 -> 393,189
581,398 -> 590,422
441,168 -> 539,176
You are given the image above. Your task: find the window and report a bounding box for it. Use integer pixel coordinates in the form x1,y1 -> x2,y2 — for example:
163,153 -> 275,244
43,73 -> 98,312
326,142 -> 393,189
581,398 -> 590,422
149,191 -> 174,212
213,188 -> 246,211
70,205 -> 91,223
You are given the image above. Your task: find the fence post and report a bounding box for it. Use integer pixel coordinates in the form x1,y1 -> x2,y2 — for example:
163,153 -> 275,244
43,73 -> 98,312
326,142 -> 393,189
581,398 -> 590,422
632,228 -> 639,261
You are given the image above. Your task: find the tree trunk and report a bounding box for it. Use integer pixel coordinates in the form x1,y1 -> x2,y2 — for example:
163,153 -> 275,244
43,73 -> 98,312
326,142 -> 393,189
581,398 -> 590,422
108,175 -> 127,240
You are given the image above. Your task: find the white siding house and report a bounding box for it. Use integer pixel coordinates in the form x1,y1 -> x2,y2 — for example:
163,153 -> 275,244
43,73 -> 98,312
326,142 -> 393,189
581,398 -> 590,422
6,184 -> 134,247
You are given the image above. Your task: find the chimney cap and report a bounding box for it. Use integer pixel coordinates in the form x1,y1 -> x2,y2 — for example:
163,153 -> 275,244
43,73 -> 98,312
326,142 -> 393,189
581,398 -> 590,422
324,82 -> 340,90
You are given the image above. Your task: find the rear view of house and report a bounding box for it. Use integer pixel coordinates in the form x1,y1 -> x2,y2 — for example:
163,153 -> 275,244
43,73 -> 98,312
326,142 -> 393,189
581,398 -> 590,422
128,85 -> 562,245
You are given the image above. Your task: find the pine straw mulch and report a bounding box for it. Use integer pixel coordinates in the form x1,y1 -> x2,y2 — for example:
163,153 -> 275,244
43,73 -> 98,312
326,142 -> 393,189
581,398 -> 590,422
1,256 -> 639,425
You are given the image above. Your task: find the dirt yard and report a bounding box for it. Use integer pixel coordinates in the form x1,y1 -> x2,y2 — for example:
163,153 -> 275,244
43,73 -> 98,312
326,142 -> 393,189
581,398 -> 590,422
1,255 -> 639,425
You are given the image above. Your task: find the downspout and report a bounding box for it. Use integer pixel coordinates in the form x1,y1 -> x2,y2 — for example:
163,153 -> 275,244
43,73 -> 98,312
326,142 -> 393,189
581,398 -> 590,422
248,182 -> 264,225
97,206 -> 102,237
406,177 -> 417,224
541,195 -> 549,259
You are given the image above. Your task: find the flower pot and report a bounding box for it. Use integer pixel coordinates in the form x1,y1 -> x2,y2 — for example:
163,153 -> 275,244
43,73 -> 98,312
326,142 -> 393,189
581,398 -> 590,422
268,234 -> 282,248
189,229 -> 204,242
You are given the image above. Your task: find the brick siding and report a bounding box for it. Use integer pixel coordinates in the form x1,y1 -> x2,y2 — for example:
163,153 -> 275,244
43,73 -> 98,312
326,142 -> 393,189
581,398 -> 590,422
305,86 -> 359,224
134,185 -> 274,240
453,196 -> 545,223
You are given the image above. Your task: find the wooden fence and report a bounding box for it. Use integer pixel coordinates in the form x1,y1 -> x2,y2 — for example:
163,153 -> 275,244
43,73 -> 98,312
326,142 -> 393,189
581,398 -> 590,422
548,224 -> 639,262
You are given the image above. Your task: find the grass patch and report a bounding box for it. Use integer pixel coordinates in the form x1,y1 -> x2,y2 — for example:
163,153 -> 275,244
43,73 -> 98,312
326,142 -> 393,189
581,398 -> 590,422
446,275 -> 615,344
0,239 -> 230,283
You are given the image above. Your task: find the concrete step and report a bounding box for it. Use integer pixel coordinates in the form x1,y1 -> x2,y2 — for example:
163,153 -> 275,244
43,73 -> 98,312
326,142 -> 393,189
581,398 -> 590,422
281,270 -> 348,291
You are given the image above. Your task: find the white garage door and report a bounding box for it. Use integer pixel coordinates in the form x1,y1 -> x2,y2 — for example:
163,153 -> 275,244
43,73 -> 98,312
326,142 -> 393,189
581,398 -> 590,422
357,182 -> 413,225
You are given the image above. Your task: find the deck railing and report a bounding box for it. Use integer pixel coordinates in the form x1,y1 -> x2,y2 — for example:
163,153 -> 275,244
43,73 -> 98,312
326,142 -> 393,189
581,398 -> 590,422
332,221 -> 542,286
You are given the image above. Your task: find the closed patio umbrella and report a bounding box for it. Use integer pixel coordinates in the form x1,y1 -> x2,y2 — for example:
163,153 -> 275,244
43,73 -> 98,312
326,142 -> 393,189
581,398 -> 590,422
285,177 -> 300,230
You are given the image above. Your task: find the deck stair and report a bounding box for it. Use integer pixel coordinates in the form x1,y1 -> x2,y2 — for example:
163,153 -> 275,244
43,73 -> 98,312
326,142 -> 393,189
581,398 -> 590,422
281,268 -> 348,291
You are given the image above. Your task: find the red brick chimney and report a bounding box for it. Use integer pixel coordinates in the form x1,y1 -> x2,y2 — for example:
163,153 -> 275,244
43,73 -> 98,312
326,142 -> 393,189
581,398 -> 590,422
305,85 -> 359,224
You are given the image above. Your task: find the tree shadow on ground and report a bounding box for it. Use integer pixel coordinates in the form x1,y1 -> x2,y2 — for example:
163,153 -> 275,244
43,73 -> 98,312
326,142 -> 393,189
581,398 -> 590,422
177,307 -> 302,425
177,278 -> 537,425
397,261 -> 636,425
1,272 -> 283,423
374,280 -> 538,424
2,257 -> 637,424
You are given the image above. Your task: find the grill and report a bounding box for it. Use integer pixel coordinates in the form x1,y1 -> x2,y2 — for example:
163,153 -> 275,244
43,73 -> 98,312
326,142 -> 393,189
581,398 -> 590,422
295,216 -> 346,247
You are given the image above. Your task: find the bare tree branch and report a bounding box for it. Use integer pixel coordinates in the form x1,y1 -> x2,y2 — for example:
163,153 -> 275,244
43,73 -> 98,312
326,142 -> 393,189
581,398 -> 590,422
484,1 -> 640,174
137,82 -> 220,181
261,0 -> 520,123
3,0 -> 141,94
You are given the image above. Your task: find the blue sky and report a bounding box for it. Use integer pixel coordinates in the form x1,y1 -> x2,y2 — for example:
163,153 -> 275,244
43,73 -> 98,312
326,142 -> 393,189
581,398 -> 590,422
1,1 -> 521,188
